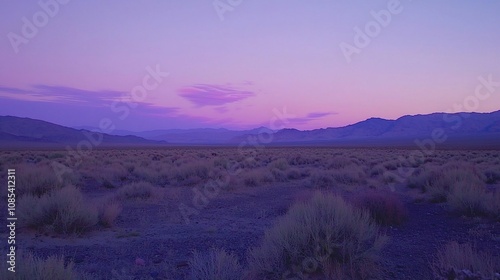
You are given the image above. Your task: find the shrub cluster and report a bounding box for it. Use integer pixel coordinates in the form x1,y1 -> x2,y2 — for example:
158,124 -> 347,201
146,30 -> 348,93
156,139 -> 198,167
352,191 -> 408,225
432,242 -> 500,280
246,192 -> 386,279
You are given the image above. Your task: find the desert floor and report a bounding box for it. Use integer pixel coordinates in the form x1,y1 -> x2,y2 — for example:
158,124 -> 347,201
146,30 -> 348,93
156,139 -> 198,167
0,147 -> 499,279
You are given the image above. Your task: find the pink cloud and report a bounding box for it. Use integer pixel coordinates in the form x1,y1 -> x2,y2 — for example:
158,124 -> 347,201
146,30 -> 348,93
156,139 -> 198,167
287,111 -> 337,124
178,84 -> 255,107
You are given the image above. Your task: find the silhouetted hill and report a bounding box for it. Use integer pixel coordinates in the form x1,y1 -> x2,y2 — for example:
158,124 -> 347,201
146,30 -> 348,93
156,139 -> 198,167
3,111 -> 500,148
231,111 -> 500,148
73,126 -> 269,144
0,116 -> 164,148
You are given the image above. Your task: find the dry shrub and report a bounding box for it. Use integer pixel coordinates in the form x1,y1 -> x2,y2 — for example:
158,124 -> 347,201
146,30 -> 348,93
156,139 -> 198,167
268,158 -> 289,171
447,182 -> 500,219
327,156 -> 356,169
0,252 -> 94,280
132,163 -> 169,186
16,164 -> 64,197
309,167 -> 365,189
18,185 -> 98,234
247,192 -> 386,279
189,248 -> 242,280
308,170 -> 335,189
370,164 -> 386,176
172,161 -> 211,185
87,163 -> 129,189
116,181 -> 159,200
381,171 -> 400,184
352,191 -> 408,225
432,242 -> 500,279
286,167 -> 303,180
484,191 -> 500,220
270,168 -> 288,182
287,154 -> 316,166
382,160 -> 400,171
447,182 -> 489,217
484,167 -> 500,184
407,162 -> 485,202
240,168 -> 274,187
97,200 -> 122,227
331,166 -> 366,186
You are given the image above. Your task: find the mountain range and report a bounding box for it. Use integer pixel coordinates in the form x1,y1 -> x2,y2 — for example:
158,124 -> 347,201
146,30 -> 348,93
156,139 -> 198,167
1,110 -> 499,148
0,116 -> 161,148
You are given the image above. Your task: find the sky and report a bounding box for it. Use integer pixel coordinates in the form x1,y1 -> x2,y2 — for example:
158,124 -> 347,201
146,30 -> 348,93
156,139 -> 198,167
1,0 -> 499,131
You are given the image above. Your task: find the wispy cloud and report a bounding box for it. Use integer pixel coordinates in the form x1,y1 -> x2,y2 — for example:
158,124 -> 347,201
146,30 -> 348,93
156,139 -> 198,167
178,84 -> 255,107
0,84 -> 179,116
0,85 -> 123,105
288,111 -> 337,124
214,106 -> 229,113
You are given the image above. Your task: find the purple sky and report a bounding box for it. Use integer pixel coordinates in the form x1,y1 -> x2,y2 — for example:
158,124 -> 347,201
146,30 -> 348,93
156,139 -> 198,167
1,0 -> 499,131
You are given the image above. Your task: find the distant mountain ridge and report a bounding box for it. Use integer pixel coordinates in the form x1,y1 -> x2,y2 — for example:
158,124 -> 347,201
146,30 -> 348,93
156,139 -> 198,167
1,110 -> 500,148
72,126 -> 269,144
0,116 -> 163,148
239,110 -> 500,147
71,110 -> 500,147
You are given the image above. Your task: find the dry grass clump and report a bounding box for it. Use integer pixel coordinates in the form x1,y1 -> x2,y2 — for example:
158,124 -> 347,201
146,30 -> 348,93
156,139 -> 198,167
116,181 -> 160,200
172,161 -> 212,185
327,155 -> 357,169
247,192 -> 386,279
286,167 -> 304,180
308,166 -> 366,189
308,170 -> 335,189
0,252 -> 94,280
407,162 -> 485,203
87,163 -> 129,189
431,242 -> 500,280
330,166 -> 366,186
352,191 -> 408,225
189,248 -> 243,280
132,162 -> 170,186
370,164 -> 386,176
484,166 -> 500,184
484,191 -> 500,220
16,164 -> 64,197
240,168 -> 274,187
270,168 -> 289,182
268,158 -> 289,171
382,160 -> 401,171
447,183 -> 490,217
287,154 -> 318,166
96,200 -> 122,227
18,185 -> 98,234
407,162 -> 498,217
448,186 -> 500,219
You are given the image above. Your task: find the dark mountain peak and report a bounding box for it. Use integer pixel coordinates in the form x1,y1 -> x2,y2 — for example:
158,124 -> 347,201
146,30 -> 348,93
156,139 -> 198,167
0,115 -> 162,148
